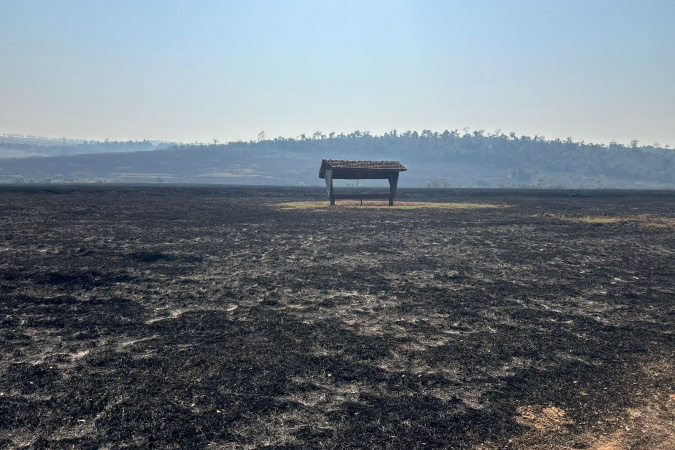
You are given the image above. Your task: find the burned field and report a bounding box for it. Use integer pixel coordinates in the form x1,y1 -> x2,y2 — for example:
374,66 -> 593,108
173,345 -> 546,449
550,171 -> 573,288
0,186 -> 673,449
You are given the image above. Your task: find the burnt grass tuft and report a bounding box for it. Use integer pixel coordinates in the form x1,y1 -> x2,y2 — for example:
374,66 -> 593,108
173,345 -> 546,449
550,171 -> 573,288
0,186 -> 673,448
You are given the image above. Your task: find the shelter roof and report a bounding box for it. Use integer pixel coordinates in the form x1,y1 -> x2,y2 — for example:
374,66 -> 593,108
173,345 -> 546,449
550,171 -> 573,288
319,160 -> 407,179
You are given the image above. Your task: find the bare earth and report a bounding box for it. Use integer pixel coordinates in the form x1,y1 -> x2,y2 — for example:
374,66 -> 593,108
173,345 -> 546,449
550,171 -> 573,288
0,186 -> 673,449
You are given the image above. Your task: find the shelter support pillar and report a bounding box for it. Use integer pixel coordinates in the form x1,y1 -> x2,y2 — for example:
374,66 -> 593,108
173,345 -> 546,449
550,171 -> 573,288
325,169 -> 335,205
387,172 -> 399,206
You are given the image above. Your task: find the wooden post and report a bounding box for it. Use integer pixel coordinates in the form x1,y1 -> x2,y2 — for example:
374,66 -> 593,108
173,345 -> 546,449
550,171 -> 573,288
388,172 -> 399,206
325,169 -> 335,205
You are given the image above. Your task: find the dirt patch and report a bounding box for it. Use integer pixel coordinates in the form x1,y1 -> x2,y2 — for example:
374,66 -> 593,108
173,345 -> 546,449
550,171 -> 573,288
274,200 -> 509,210
544,213 -> 675,230
516,405 -> 573,431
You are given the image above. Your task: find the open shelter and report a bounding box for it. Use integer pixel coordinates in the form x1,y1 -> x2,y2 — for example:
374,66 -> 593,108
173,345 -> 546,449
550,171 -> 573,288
319,160 -> 407,206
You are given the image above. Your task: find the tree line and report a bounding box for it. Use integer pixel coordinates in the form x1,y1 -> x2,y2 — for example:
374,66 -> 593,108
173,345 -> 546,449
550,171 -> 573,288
217,129 -> 674,185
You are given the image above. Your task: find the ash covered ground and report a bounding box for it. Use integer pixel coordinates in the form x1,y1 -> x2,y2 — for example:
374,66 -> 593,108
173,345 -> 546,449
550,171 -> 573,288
0,186 -> 673,449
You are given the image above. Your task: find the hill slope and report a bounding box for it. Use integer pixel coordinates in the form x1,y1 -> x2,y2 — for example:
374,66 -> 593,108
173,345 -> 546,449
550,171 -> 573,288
1,132 -> 673,188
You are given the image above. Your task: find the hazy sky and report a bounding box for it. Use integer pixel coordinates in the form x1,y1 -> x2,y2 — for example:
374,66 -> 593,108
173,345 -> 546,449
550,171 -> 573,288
1,0 -> 674,146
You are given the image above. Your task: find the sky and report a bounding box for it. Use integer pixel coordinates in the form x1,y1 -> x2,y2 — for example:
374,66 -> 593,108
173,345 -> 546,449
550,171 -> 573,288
1,0 -> 674,146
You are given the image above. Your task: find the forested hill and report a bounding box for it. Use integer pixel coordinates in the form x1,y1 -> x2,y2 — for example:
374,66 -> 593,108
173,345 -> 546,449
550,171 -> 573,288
237,130 -> 675,187
1,130 -> 673,188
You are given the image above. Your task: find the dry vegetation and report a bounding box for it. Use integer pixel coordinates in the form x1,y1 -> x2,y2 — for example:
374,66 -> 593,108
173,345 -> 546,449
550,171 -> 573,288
544,213 -> 675,230
274,201 -> 509,211
0,186 -> 673,449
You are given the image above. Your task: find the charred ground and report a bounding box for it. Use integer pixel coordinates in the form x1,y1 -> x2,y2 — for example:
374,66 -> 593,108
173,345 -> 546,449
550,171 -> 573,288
0,186 -> 673,449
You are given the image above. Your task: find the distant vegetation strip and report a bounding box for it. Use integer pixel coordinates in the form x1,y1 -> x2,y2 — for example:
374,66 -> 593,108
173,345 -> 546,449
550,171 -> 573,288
274,201 -> 510,210
1,129 -> 673,188
0,138 -> 173,157
236,129 -> 674,186
543,213 -> 675,229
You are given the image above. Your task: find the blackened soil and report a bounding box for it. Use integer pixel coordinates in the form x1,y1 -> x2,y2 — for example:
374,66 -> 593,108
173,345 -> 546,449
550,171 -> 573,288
0,186 -> 673,449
